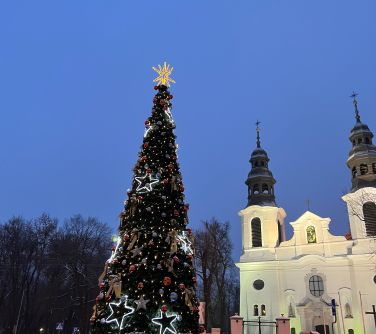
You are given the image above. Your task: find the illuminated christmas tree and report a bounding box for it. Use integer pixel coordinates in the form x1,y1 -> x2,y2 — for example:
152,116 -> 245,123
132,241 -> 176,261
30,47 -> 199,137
90,63 -> 200,334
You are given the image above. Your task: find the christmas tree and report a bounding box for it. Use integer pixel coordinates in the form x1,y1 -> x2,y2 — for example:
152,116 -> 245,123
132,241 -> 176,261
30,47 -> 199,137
90,63 -> 200,334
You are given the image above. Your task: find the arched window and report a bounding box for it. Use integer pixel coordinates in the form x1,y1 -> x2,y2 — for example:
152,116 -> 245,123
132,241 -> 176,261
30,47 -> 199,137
291,328 -> 296,334
345,303 -> 352,318
306,226 -> 317,243
366,137 -> 370,144
253,184 -> 260,195
288,302 -> 295,318
262,184 -> 268,194
363,202 -> 376,236
360,164 -> 368,175
358,138 -> 363,144
253,304 -> 259,316
309,275 -> 324,297
352,140 -> 356,146
251,218 -> 262,247
261,304 -> 266,316
348,329 -> 354,334
352,167 -> 357,178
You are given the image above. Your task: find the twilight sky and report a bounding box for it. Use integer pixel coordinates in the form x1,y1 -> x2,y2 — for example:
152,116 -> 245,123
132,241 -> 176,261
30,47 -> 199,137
1,1 -> 376,259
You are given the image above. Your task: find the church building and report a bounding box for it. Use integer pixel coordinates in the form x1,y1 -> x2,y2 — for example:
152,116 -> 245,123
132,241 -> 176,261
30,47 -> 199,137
236,95 -> 376,334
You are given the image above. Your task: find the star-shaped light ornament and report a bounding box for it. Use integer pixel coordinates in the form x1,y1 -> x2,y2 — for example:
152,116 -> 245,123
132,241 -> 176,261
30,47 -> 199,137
134,295 -> 150,311
152,311 -> 178,334
106,296 -> 135,329
178,231 -> 193,255
164,108 -> 173,123
152,62 -> 176,87
135,173 -> 159,193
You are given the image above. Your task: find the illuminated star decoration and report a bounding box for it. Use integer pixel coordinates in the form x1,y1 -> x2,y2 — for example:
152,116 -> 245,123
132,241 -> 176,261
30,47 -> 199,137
144,124 -> 153,138
134,295 -> 150,311
108,236 -> 121,262
135,173 -> 159,193
152,311 -> 177,334
106,296 -> 135,329
164,108 -> 173,123
178,231 -> 193,255
152,62 -> 176,87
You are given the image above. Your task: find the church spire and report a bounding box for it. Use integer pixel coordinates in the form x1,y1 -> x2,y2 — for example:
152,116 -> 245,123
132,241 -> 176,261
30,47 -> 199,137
346,92 -> 376,191
245,122 -> 276,207
256,120 -> 261,148
350,91 -> 361,123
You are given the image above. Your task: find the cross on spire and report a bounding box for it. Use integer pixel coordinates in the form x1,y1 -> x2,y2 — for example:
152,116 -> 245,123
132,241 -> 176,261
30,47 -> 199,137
256,120 -> 261,148
350,91 -> 361,123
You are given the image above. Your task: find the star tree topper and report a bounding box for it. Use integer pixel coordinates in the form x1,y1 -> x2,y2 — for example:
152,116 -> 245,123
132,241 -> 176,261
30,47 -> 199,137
152,62 -> 176,86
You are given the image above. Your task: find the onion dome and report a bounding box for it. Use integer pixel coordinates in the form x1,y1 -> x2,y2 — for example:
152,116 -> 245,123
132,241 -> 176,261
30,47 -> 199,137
347,92 -> 376,191
245,121 -> 277,207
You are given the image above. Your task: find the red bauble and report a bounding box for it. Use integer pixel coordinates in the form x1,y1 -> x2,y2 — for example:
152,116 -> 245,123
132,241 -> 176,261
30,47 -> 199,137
186,254 -> 193,260
143,143 -> 149,148
163,276 -> 172,286
192,276 -> 197,283
154,85 -> 159,90
145,120 -> 150,125
123,234 -> 130,241
137,282 -> 144,290
99,282 -> 105,289
129,264 -> 136,273
173,256 -> 180,263
146,168 -> 152,174
161,304 -> 168,313
179,186 -> 185,192
179,283 -> 185,290
173,210 -> 180,217
192,306 -> 199,313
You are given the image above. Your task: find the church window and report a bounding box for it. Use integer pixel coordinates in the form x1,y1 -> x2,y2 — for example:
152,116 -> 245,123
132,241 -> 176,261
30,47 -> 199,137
360,164 -> 368,175
288,302 -> 295,317
306,226 -> 317,243
372,163 -> 376,174
278,221 -> 283,244
358,138 -> 362,144
352,140 -> 356,146
352,167 -> 357,178
261,161 -> 265,166
253,184 -> 260,194
291,329 -> 296,334
253,305 -> 259,316
253,279 -> 264,290
251,218 -> 262,247
348,330 -> 354,334
366,137 -> 370,144
255,161 -> 259,167
309,275 -> 324,297
345,303 -> 353,318
363,202 -> 376,236
262,184 -> 268,194
261,304 -> 266,316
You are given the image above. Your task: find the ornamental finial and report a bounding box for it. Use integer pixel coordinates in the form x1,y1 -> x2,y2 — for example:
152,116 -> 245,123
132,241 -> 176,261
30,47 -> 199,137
152,62 -> 176,86
256,120 -> 261,148
350,91 -> 361,123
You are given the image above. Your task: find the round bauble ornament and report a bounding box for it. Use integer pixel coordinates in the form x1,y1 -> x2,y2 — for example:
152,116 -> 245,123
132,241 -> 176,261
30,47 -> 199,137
179,185 -> 185,192
161,196 -> 166,200
122,260 -> 127,265
173,210 -> 179,217
183,262 -> 189,267
165,154 -> 170,159
99,282 -> 106,289
154,85 -> 159,90
100,318 -> 106,324
161,212 -> 167,217
141,258 -> 147,264
152,231 -> 158,238
192,306 -> 199,313
143,143 -> 149,148
145,120 -> 150,125
146,207 -> 152,212
137,282 -> 144,290
173,256 -> 180,263
159,288 -> 164,295
163,276 -> 172,286
177,315 -> 182,321
157,264 -> 162,270
179,283 -> 185,291
157,121 -> 162,125
186,254 -> 193,260
170,292 -> 178,302
146,168 -> 152,174
192,277 -> 197,284
129,265 -> 136,273
161,304 -> 168,313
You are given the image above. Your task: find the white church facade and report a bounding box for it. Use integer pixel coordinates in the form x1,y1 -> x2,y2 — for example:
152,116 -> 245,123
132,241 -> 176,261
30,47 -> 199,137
236,96 -> 376,334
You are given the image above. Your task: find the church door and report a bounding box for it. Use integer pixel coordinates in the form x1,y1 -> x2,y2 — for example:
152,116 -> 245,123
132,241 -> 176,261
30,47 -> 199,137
315,324 -> 330,334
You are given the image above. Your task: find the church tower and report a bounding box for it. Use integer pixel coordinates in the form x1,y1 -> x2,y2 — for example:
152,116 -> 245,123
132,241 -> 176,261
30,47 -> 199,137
342,93 -> 376,240
239,122 -> 286,261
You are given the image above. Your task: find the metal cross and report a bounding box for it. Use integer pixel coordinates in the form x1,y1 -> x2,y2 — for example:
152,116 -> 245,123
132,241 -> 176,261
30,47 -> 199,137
365,305 -> 376,328
350,91 -> 361,122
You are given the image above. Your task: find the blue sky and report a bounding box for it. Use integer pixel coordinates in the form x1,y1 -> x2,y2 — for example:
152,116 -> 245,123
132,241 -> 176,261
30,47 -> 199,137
1,1 -> 376,258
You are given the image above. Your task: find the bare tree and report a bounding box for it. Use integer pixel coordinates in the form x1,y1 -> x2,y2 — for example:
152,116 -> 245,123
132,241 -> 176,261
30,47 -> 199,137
194,218 -> 239,331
